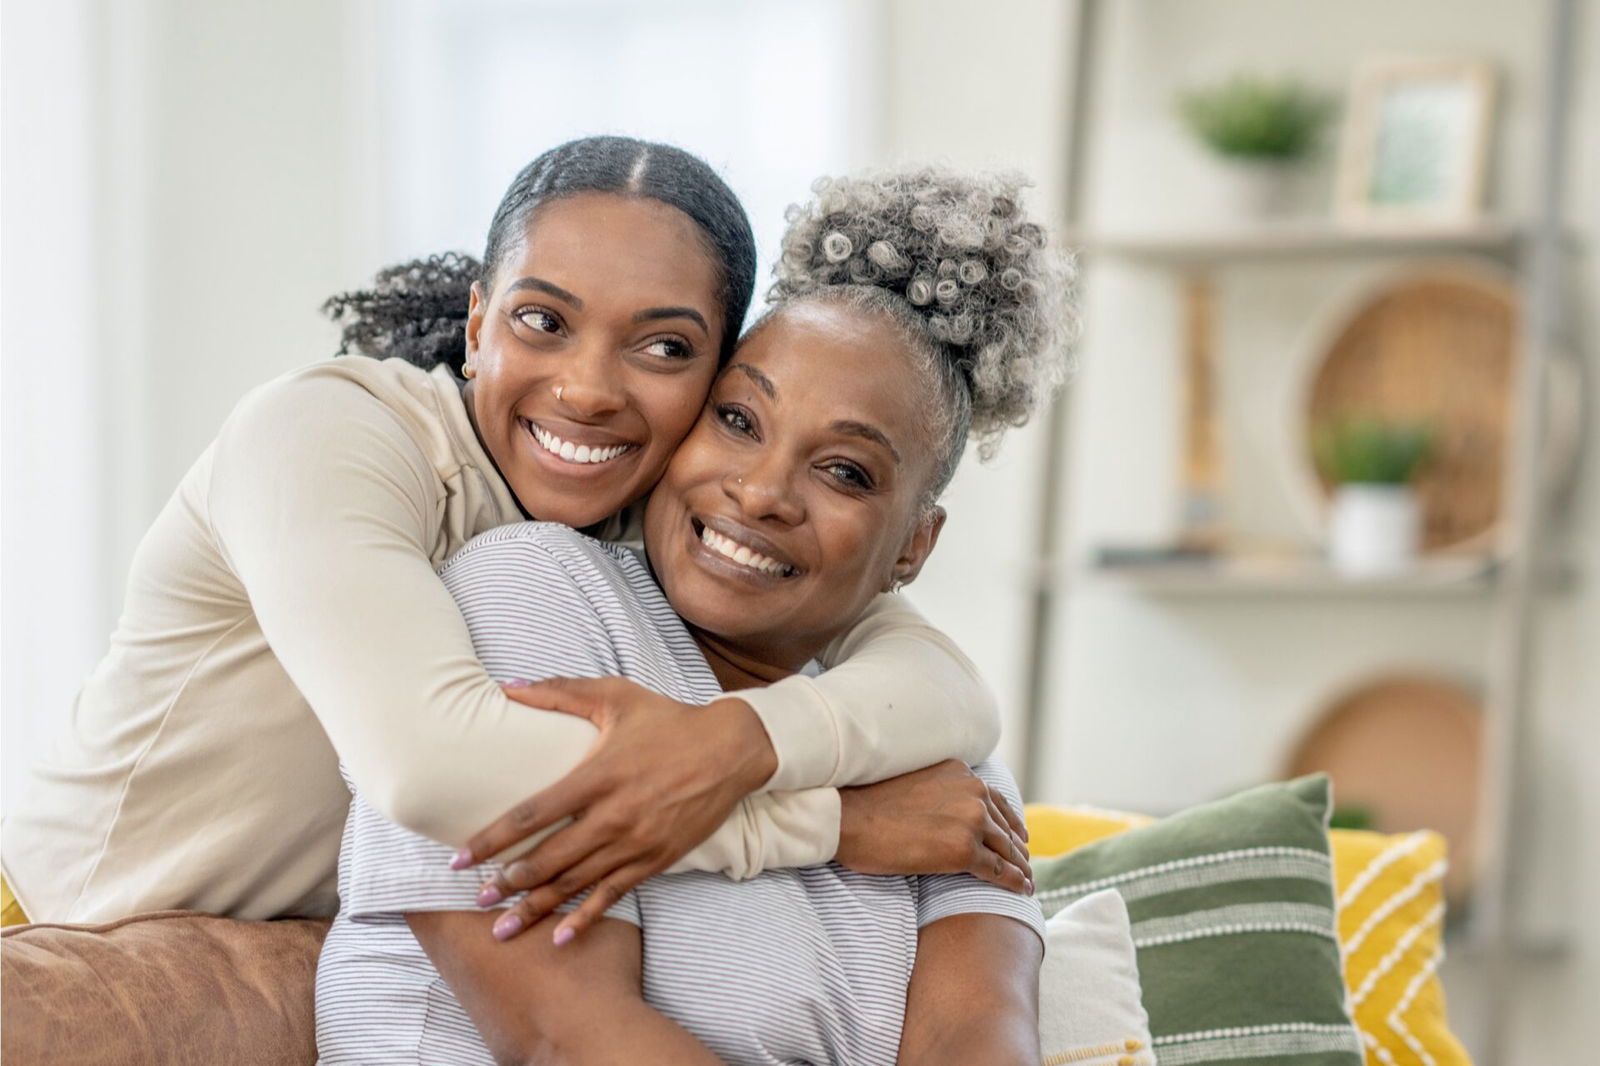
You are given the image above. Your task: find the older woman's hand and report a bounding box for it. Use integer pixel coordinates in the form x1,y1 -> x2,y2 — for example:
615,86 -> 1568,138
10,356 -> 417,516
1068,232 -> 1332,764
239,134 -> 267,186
456,678 -> 778,944
834,761 -> 1033,894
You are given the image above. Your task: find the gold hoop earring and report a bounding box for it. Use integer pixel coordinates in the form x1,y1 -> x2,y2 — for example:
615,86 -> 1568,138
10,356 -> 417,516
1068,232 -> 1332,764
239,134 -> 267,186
462,362 -> 475,379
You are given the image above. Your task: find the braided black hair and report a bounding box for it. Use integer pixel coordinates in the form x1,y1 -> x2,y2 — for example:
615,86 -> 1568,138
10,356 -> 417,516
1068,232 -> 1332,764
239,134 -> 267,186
323,136 -> 758,375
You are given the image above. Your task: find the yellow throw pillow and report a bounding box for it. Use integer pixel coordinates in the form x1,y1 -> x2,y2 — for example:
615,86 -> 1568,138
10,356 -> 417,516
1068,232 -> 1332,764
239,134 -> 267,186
1,874 -> 30,928
1023,804 -> 1471,1066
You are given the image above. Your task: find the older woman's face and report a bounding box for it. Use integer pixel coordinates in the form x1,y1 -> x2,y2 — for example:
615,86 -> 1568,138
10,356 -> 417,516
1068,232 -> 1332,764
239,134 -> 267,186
463,192 -> 724,528
643,302 -> 944,669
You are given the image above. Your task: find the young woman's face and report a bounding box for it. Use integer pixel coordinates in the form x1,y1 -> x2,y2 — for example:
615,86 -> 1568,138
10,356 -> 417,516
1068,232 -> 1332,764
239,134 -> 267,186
644,302 -> 945,669
463,192 -> 724,527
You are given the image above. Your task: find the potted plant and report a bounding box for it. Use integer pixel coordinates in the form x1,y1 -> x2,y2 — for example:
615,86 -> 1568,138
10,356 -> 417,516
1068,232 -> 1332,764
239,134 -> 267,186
1177,74 -> 1334,219
1313,417 -> 1433,576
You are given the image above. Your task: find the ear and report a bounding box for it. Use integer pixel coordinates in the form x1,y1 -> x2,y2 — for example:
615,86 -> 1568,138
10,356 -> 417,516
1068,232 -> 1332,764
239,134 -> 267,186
463,280 -> 487,369
886,505 -> 946,592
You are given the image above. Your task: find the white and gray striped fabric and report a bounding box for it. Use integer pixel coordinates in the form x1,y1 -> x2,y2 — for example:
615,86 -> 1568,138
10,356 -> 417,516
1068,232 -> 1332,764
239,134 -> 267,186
314,522 -> 1044,1065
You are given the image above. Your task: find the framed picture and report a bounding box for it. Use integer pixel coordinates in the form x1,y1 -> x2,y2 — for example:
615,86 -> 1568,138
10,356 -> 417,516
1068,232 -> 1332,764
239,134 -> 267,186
1335,58 -> 1496,227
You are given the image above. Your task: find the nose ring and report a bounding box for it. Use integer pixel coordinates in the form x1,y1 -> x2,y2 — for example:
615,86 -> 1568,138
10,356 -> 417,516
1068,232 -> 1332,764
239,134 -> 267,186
554,385 -> 565,402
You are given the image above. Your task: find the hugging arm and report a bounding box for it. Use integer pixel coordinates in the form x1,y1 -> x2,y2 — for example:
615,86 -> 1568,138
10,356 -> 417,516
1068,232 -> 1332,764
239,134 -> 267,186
469,595 -> 1015,936
442,533 -> 1025,941
741,593 -> 1002,791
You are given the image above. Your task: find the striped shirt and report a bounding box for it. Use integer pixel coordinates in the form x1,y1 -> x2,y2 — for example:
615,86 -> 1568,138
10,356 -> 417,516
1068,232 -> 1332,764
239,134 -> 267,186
314,522 -> 1043,1065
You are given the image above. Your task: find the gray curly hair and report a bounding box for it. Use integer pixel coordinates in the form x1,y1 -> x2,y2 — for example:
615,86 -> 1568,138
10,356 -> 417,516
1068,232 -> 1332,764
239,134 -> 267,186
764,166 -> 1077,511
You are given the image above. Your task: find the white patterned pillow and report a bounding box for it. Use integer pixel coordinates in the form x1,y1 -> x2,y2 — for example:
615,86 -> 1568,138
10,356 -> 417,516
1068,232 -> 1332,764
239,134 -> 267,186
1039,888 -> 1154,1066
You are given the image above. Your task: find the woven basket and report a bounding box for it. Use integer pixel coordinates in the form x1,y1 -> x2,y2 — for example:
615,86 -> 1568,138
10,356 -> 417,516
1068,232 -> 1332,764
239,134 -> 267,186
1297,263 -> 1519,554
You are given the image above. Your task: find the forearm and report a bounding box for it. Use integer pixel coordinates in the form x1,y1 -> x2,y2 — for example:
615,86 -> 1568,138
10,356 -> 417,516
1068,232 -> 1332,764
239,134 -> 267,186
541,999 -> 724,1066
408,910 -> 721,1066
899,1021 -> 1039,1066
388,691 -> 832,877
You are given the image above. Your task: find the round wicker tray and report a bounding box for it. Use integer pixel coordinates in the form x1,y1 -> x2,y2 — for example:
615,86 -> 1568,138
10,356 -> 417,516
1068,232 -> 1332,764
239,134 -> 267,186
1294,263 -> 1520,554
1285,673 -> 1482,903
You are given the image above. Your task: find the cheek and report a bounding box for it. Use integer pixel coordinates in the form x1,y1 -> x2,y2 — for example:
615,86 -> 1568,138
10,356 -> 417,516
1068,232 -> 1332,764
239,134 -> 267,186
645,371 -> 718,446
654,425 -> 725,501
820,494 -> 923,584
811,504 -> 892,586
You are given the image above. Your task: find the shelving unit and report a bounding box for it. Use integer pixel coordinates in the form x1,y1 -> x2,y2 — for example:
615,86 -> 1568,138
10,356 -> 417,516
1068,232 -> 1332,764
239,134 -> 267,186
1024,3 -> 1582,1064
1069,217 -> 1525,264
1084,554 -> 1500,597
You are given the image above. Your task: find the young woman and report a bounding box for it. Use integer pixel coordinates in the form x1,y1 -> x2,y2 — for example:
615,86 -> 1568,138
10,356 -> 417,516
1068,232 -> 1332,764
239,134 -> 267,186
316,166 -> 1071,1065
0,138 -> 1007,929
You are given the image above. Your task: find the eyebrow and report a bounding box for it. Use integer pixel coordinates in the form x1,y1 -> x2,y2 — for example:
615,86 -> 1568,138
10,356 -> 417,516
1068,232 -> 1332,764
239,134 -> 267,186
505,278 -> 709,336
732,363 -> 776,398
505,277 -> 582,308
731,363 -> 900,464
634,306 -> 710,335
831,420 -> 901,465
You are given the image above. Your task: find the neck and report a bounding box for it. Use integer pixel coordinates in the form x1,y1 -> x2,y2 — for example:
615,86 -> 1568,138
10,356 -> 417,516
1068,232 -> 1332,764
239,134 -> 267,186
689,628 -> 814,692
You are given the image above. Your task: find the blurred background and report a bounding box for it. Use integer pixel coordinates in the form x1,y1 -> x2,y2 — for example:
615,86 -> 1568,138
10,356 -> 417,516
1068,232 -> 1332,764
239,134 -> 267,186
2,0 -> 1595,1061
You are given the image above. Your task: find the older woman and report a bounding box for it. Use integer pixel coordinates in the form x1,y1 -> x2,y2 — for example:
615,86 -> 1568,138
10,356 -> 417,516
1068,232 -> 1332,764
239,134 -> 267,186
316,166 -> 1072,1065
2,137 -> 1006,932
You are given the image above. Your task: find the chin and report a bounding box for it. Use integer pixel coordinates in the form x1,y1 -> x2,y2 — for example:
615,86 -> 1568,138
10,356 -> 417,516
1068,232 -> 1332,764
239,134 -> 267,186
514,485 -> 618,528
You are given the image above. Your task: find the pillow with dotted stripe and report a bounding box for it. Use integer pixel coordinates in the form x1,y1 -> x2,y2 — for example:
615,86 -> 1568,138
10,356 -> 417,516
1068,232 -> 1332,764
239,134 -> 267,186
1029,775 -> 1363,1066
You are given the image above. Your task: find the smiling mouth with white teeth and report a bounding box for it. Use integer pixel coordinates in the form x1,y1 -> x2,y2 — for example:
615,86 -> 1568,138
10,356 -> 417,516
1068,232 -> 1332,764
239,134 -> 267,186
523,419 -> 636,465
692,519 -> 799,578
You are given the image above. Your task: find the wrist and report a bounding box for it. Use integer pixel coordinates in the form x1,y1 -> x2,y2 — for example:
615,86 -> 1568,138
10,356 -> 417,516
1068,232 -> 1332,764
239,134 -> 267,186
833,787 -> 864,865
708,697 -> 779,792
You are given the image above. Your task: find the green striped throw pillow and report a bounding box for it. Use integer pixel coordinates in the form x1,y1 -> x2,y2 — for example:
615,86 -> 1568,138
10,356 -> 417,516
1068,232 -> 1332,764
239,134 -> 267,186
1031,774 -> 1361,1066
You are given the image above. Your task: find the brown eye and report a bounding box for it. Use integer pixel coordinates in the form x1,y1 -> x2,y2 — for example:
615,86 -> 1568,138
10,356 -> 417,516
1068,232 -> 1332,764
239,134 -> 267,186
642,337 -> 696,361
514,307 -> 562,333
824,461 -> 873,491
716,404 -> 755,436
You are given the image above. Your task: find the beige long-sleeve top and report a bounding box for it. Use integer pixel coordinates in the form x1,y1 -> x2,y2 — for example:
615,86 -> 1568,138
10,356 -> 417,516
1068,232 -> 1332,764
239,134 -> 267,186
2,356 -> 998,923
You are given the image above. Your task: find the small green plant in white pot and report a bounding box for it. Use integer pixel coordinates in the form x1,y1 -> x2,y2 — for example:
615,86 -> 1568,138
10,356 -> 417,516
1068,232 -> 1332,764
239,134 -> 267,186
1313,418 -> 1433,576
1177,74 -> 1333,219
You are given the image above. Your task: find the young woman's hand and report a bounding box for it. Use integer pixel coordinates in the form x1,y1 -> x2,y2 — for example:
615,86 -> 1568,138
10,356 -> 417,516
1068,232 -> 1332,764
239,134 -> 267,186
455,678 -> 778,943
834,761 -> 1033,894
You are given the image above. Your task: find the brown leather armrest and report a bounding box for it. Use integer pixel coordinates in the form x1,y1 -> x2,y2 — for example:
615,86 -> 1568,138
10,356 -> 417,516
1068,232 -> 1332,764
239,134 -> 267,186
1,910 -> 331,1066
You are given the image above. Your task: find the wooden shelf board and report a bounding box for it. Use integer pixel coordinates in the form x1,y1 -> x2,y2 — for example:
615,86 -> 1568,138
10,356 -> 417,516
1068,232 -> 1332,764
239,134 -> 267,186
1068,218 -> 1525,264
1083,554 -> 1499,596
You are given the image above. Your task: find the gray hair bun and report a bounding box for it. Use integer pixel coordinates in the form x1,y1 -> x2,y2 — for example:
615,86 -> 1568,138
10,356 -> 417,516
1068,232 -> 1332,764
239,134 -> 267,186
769,167 -> 1077,453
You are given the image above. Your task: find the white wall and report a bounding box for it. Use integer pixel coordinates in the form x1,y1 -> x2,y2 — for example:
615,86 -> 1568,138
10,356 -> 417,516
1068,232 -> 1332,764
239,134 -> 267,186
877,0 -> 1076,772
1,0 -> 365,811
1,0 -> 103,809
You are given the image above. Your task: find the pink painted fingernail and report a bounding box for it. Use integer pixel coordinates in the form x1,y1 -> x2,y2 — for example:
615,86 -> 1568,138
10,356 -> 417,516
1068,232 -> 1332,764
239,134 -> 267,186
492,913 -> 523,940
449,849 -> 473,870
552,926 -> 575,947
477,884 -> 503,907
1025,878 -> 1035,896
500,679 -> 533,688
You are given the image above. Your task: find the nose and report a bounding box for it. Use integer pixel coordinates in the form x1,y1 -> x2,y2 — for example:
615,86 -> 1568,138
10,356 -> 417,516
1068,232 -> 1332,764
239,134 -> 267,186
552,339 -> 626,420
724,451 -> 805,526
